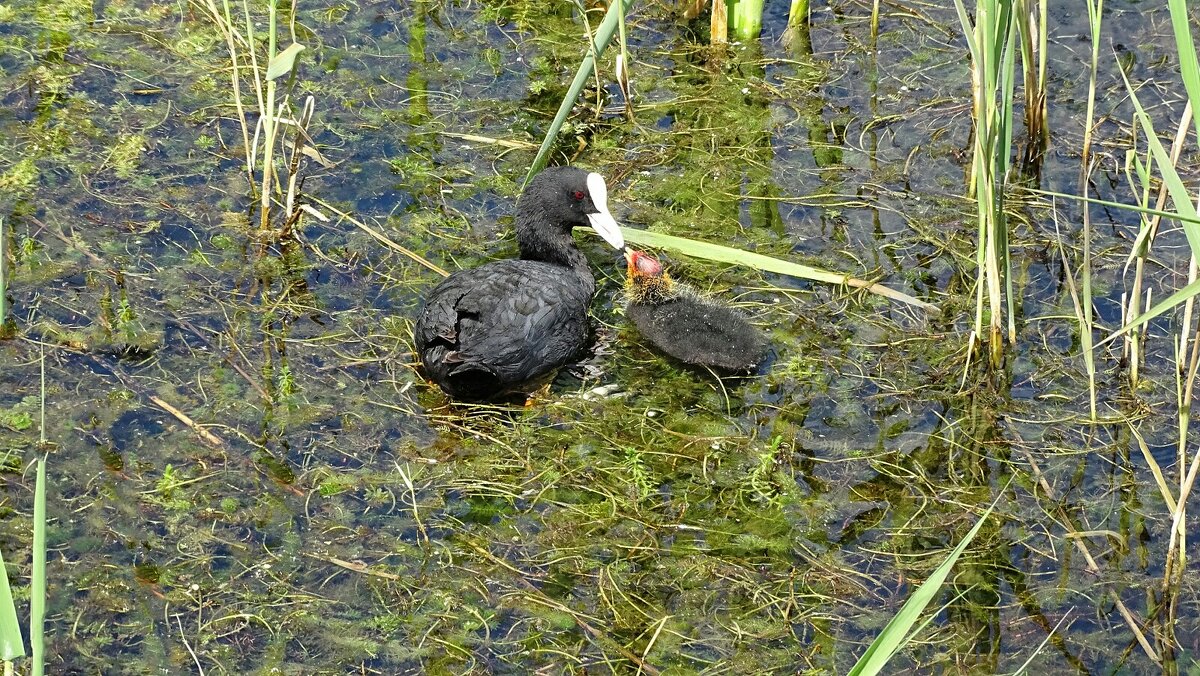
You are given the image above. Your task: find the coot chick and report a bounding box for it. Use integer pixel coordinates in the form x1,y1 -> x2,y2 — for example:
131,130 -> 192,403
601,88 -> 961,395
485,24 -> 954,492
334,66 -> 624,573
415,167 -> 625,401
624,249 -> 767,373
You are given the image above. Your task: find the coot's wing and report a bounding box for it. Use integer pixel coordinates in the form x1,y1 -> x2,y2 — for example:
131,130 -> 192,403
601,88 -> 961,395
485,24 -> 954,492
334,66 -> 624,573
454,262 -> 592,381
417,260 -> 592,397
628,298 -> 766,372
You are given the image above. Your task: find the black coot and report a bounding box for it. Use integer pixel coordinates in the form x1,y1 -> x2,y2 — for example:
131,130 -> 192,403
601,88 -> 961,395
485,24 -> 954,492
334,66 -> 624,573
623,248 -> 767,372
415,167 -> 625,400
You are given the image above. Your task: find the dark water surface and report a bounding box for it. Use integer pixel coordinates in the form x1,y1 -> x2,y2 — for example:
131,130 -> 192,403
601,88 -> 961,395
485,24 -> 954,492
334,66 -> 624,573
1,0 -> 1198,672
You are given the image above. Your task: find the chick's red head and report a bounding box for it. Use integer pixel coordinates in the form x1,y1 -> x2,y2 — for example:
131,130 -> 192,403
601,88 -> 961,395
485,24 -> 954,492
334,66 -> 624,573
624,248 -> 663,278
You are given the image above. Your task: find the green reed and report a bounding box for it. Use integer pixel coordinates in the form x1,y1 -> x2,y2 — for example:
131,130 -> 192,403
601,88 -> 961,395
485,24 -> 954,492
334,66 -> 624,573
0,454 -> 48,676
0,217 -> 6,331
203,0 -> 313,238
848,491 -> 1002,675
953,0 -> 1018,368
727,0 -> 764,41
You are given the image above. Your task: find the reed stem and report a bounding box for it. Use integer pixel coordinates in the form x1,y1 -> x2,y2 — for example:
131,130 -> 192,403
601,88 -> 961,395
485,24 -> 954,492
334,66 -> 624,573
0,217 -> 6,331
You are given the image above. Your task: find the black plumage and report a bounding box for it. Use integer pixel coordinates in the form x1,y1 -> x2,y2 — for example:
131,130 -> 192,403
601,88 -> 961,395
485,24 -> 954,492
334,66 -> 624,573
415,167 -> 624,401
624,249 -> 767,373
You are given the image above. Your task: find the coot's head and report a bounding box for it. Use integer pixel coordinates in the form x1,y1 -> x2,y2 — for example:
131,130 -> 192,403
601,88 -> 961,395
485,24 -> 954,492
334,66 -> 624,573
624,248 -> 675,304
519,167 -> 625,250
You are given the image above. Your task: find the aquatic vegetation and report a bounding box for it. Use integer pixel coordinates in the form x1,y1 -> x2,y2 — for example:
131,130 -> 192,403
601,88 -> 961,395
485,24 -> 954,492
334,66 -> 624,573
0,364 -> 47,675
524,0 -> 630,183
850,491 -> 1002,676
0,219 -> 6,334
952,0 -> 1019,368
538,2 -> 934,315
0,0 -> 1199,672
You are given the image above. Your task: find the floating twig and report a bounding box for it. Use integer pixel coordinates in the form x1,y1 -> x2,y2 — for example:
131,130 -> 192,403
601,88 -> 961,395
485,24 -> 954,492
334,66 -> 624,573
149,395 -> 227,449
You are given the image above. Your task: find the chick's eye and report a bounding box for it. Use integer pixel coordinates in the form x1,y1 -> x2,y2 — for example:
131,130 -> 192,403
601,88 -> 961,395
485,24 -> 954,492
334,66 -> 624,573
573,190 -> 585,201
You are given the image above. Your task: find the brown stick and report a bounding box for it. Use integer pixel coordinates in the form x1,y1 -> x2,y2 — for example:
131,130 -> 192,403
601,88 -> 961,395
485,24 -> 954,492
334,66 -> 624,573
149,395 -> 227,449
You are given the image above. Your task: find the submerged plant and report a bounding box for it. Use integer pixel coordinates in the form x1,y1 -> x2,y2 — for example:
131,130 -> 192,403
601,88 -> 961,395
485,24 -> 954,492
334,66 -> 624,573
621,446 -> 653,502
744,437 -> 784,507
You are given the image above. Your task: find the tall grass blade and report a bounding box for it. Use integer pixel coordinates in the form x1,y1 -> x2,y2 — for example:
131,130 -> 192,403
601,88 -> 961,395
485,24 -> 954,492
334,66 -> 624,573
847,491 -> 1002,675
0,548 -> 24,662
1120,106 -> 1193,271
954,0 -> 1018,364
0,217 -> 6,330
1077,0 -> 1103,419
523,0 -> 631,187
1166,0 -> 1200,138
612,227 -> 940,313
1118,73 -> 1200,255
1105,68 -> 1200,338
30,458 -> 45,676
999,19 -> 1016,344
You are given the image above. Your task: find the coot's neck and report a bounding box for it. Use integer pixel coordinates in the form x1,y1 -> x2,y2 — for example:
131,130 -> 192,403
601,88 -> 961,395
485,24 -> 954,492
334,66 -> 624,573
516,204 -> 596,293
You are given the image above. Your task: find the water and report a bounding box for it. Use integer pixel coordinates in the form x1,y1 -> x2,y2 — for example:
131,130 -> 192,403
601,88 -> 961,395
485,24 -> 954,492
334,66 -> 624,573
0,0 -> 1197,672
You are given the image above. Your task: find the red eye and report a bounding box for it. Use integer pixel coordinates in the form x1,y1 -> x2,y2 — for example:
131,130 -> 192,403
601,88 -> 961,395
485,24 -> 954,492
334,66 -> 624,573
573,190 -> 585,200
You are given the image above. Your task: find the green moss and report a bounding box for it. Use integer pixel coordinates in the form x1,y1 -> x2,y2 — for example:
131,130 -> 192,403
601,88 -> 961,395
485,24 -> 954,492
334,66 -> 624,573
108,132 -> 147,179
34,0 -> 92,28
318,473 -> 356,497
0,157 -> 38,196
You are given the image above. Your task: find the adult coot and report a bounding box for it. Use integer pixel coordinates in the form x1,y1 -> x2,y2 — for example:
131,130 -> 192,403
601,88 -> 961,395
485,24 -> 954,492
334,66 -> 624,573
415,167 -> 625,401
623,248 -> 767,372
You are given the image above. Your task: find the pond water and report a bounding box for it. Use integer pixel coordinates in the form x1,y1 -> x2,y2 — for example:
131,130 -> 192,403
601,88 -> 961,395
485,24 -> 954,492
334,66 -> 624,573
1,0 -> 1198,672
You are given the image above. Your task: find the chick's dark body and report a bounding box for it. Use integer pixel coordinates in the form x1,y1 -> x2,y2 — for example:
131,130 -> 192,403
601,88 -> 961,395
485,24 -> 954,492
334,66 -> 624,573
623,250 -> 767,374
627,295 -> 766,373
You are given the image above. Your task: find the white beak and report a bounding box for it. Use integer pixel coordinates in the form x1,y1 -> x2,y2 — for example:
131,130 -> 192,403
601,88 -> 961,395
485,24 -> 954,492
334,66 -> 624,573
585,172 -> 625,249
